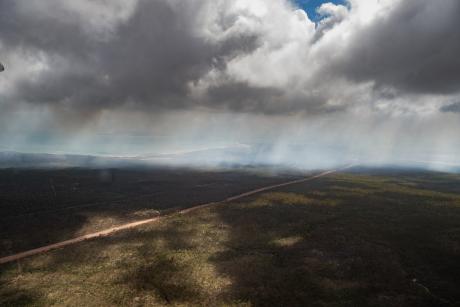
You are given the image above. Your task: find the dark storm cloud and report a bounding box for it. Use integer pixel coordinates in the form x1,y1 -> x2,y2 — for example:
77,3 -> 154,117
0,0 -> 261,113
333,0 -> 460,95
440,102 -> 460,113
205,80 -> 346,115
207,81 -> 284,113
1,0 -> 460,119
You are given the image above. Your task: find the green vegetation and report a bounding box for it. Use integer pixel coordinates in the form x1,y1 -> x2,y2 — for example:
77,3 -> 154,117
1,169 -> 460,306
0,168 -> 298,256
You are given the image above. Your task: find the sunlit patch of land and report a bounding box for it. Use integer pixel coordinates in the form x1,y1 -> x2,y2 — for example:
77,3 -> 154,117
1,169 -> 460,306
0,167 -> 300,257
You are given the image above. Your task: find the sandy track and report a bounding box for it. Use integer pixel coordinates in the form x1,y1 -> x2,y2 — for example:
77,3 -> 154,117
0,166 -> 353,265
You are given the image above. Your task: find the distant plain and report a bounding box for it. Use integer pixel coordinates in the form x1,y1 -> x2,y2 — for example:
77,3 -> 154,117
1,167 -> 460,306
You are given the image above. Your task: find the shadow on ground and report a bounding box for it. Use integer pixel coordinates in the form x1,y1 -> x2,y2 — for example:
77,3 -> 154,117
1,170 -> 460,306
0,167 -> 299,257
206,173 -> 460,306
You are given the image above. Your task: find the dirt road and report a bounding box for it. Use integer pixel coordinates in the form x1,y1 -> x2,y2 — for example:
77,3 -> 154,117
0,166 -> 352,265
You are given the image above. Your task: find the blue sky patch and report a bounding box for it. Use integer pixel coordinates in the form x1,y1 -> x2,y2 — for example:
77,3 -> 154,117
293,0 -> 346,21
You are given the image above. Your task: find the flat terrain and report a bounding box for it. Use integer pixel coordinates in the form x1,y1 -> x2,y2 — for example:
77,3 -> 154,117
0,167 -> 301,257
1,168 -> 460,306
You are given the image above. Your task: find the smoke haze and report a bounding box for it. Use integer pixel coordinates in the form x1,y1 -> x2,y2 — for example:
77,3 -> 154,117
1,0 -> 460,170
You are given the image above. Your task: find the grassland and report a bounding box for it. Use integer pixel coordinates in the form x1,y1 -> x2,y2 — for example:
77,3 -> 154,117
0,167 -> 299,256
1,168 -> 460,306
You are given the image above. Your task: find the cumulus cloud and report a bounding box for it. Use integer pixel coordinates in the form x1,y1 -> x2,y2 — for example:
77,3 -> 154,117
0,0 -> 259,112
2,0 -> 459,116
330,0 -> 460,95
1,0 -> 460,166
313,2 -> 349,41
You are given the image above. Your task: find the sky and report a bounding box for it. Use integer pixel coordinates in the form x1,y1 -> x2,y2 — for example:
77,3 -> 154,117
294,0 -> 345,21
0,0 -> 460,169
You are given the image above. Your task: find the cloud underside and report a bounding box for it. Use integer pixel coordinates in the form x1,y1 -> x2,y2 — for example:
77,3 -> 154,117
0,0 -> 460,119
440,102 -> 460,113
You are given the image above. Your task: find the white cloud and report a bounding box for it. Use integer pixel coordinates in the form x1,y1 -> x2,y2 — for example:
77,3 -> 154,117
1,0 -> 460,167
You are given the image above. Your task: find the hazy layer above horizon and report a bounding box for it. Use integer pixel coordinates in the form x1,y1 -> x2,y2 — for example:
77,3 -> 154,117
1,0 -> 459,169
